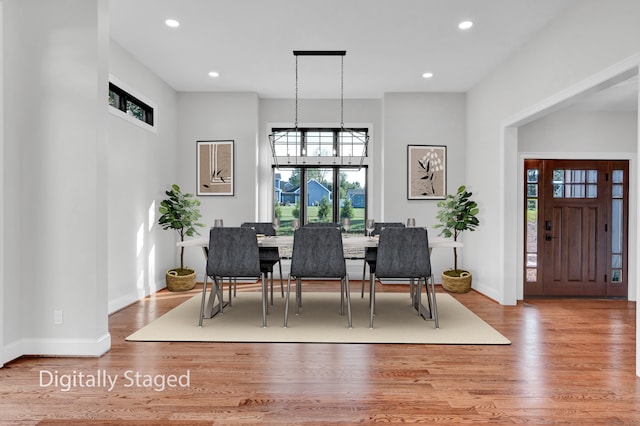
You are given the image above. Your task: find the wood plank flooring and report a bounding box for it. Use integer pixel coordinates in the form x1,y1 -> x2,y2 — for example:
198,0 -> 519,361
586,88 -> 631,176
1,282 -> 638,425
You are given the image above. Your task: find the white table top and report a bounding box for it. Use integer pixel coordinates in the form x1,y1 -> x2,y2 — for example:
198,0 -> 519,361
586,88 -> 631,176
177,234 -> 462,249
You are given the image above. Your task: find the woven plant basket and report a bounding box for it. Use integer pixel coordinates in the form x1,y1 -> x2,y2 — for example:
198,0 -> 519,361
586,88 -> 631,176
441,270 -> 472,294
166,268 -> 197,292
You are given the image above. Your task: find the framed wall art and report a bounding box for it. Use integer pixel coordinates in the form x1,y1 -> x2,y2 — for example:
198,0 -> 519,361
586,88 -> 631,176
407,144 -> 446,200
197,140 -> 234,196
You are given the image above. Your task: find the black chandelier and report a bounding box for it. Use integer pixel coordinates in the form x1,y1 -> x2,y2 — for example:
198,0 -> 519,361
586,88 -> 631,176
269,50 -> 369,169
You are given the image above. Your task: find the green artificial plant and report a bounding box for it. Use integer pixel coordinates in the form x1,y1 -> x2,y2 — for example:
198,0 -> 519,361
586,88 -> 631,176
433,185 -> 480,272
158,184 -> 204,273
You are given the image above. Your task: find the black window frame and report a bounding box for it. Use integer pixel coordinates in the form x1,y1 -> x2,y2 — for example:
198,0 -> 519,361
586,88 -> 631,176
272,127 -> 369,228
108,82 -> 154,126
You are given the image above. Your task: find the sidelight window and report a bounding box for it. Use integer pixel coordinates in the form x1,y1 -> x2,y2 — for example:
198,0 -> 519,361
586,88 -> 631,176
611,170 -> 624,283
525,168 -> 539,283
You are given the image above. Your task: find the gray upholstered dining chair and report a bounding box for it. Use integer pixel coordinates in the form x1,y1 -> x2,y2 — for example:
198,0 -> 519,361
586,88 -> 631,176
371,227 -> 438,329
283,226 -> 352,328
199,227 -> 268,327
361,222 -> 405,298
241,222 -> 283,305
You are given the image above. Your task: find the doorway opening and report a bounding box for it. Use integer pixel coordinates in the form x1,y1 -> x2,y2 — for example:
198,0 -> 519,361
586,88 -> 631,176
524,159 -> 629,297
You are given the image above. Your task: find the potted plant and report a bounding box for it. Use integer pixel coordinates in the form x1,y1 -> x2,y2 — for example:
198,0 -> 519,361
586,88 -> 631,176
158,184 -> 204,291
433,185 -> 480,293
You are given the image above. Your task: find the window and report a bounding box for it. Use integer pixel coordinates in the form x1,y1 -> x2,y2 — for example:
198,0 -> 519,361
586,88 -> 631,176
272,128 -> 369,235
611,169 -> 625,283
108,82 -> 154,126
552,169 -> 597,198
525,167 -> 539,283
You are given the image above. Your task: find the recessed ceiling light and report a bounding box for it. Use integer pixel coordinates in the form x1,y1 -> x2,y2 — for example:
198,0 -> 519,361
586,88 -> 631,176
458,21 -> 473,30
422,72 -> 434,79
208,71 -> 219,78
165,19 -> 180,28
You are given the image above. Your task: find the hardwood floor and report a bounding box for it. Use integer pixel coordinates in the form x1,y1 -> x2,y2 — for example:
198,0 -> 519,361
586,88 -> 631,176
1,282 -> 638,425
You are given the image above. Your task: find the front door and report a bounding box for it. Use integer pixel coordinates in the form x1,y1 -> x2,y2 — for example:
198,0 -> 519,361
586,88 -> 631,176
524,159 -> 628,297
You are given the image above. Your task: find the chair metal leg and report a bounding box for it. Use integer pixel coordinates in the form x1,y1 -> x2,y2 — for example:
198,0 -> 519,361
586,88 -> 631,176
228,277 -> 233,307
205,276 -> 220,316
216,277 -> 224,314
340,278 -> 345,315
283,275 -> 293,327
416,277 -> 439,329
261,272 -> 267,328
361,260 -> 367,298
430,276 -> 439,328
410,278 -> 415,303
369,274 -> 376,328
198,275 -> 209,326
296,278 -> 302,314
416,278 -> 423,318
278,260 -> 284,298
345,275 -> 352,328
270,272 -> 274,306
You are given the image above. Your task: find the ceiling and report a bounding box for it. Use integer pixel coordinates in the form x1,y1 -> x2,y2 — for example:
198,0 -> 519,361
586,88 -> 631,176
565,75 -> 638,112
109,0 -> 580,99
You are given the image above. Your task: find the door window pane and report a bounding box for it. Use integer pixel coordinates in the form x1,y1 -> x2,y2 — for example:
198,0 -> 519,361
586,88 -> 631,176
611,270 -> 622,283
612,170 -> 624,183
552,169 -> 596,198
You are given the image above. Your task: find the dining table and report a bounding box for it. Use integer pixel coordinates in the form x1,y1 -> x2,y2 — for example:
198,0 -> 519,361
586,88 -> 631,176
178,233 -> 462,258
178,232 -> 462,321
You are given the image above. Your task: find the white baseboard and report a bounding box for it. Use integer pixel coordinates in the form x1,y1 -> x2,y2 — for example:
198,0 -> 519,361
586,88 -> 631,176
2,333 -> 111,365
108,279 -> 166,314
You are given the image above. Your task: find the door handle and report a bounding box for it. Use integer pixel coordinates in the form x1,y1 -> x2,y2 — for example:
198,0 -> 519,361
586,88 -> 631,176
545,234 -> 554,241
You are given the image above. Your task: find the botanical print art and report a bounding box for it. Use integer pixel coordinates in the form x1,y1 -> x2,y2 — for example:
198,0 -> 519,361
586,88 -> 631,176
197,140 -> 234,196
407,145 -> 446,200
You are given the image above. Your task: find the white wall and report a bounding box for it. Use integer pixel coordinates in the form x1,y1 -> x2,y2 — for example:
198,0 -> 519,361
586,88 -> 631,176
466,0 -> 640,305
382,93 -> 466,278
0,0 -> 5,367
519,109 -> 637,153
1,0 -> 110,363
107,42 -> 178,313
176,92 -> 260,279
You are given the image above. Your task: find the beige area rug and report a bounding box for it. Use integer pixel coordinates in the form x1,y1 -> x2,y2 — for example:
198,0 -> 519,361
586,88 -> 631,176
127,291 -> 510,345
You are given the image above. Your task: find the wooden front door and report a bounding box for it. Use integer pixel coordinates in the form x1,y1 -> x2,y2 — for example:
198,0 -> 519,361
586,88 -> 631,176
524,159 -> 628,297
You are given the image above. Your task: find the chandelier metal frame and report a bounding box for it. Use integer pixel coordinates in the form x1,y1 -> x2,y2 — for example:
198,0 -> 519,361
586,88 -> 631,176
269,50 -> 369,169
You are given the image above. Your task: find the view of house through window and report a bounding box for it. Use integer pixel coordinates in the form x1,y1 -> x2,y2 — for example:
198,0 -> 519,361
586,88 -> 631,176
272,128 -> 368,235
